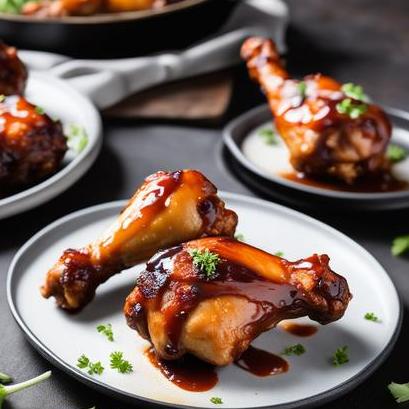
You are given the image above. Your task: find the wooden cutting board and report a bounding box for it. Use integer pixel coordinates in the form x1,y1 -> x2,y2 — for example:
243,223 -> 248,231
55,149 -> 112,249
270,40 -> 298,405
104,70 -> 233,121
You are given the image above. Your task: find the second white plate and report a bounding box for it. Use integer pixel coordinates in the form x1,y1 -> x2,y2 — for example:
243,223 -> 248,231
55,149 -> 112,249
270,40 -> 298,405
7,193 -> 401,408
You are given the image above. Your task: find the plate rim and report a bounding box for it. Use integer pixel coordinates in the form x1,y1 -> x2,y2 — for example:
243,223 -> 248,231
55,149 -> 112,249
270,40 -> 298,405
223,104 -> 409,201
0,71 -> 103,219
6,193 -> 403,409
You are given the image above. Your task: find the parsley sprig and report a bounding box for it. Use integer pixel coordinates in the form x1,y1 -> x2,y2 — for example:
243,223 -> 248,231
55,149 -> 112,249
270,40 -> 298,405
336,98 -> 367,119
0,373 -> 11,384
391,235 -> 409,256
387,144 -> 407,163
388,382 -> 409,403
110,352 -> 133,374
341,83 -> 368,102
258,128 -> 279,145
282,344 -> 306,356
97,323 -> 114,342
0,371 -> 51,408
210,396 -> 223,405
77,355 -> 104,375
332,345 -> 349,366
364,312 -> 381,322
189,248 -> 220,279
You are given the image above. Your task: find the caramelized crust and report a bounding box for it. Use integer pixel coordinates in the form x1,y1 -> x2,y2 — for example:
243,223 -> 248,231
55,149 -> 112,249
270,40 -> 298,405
0,42 -> 27,96
41,170 -> 238,311
124,237 -> 351,365
0,95 -> 67,188
241,37 -> 391,184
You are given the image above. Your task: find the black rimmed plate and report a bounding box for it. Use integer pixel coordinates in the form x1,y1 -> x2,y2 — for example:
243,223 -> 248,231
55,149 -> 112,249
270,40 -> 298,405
223,105 -> 409,211
7,194 -> 401,408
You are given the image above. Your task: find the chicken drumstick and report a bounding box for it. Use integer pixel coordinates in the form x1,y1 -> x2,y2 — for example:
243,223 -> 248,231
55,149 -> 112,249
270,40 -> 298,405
241,37 -> 391,184
124,237 -> 351,366
41,170 -> 238,311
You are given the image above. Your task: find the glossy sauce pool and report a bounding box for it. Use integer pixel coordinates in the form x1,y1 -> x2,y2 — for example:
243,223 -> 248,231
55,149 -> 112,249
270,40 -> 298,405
145,347 -> 218,392
280,321 -> 318,337
281,171 -> 409,193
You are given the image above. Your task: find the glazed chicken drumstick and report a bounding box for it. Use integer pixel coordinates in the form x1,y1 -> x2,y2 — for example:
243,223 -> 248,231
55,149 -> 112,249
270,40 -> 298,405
41,170 -> 238,311
124,237 -> 351,366
241,37 -> 391,184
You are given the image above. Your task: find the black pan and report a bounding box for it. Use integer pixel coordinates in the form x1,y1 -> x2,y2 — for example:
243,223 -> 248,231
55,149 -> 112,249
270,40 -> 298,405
0,0 -> 237,58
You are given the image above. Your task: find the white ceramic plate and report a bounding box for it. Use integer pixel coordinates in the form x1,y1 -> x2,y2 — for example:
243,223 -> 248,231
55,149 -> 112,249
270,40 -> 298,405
0,72 -> 102,220
223,105 -> 409,210
7,193 -> 401,409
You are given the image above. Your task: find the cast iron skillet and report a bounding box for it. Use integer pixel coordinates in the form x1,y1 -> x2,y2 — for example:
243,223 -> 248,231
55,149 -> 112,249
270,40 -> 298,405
0,0 -> 237,58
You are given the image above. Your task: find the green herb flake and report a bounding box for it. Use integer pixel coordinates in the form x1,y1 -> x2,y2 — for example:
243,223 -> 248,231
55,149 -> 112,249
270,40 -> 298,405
282,344 -> 306,356
336,98 -> 368,119
189,248 -> 220,279
97,323 -> 114,342
110,352 -> 133,374
297,81 -> 307,98
35,106 -> 45,115
364,312 -> 380,323
388,382 -> 409,403
274,251 -> 284,257
386,144 -> 407,164
332,345 -> 349,367
341,82 -> 368,102
66,123 -> 88,153
77,355 -> 104,376
0,95 -> 5,103
258,128 -> 279,145
0,371 -> 51,409
234,233 -> 245,242
391,235 -> 409,256
210,397 -> 223,405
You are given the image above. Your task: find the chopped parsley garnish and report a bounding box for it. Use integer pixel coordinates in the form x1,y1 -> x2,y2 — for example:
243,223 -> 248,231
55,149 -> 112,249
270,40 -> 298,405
35,106 -> 45,115
77,355 -> 104,376
0,95 -> 5,103
364,312 -> 380,322
332,345 -> 349,366
274,251 -> 284,257
282,344 -> 306,356
391,235 -> 409,256
97,323 -> 114,342
234,233 -> 245,242
388,382 -> 409,403
66,123 -> 88,153
258,128 -> 279,145
341,83 -> 368,102
110,352 -> 133,374
210,396 -> 223,405
297,81 -> 307,98
387,144 -> 407,163
0,371 -> 51,408
189,248 -> 220,279
0,373 -> 11,385
336,98 -> 368,119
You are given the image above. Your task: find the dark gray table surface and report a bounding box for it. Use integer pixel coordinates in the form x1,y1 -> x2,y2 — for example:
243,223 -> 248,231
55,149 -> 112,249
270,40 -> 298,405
1,0 -> 409,408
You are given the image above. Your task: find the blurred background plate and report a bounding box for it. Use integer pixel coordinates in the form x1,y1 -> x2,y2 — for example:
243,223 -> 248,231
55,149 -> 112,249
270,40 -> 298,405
223,105 -> 409,211
0,71 -> 102,219
0,0 -> 237,58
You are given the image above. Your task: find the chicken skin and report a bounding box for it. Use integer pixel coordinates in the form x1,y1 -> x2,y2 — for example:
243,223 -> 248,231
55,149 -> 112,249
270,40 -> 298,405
241,37 -> 391,184
124,237 -> 351,366
41,170 -> 238,311
0,95 -> 67,189
0,42 -> 27,96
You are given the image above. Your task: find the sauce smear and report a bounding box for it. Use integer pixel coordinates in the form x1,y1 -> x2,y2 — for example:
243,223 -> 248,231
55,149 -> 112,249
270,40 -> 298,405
280,321 -> 318,337
235,346 -> 289,376
281,171 -> 409,193
145,347 -> 218,392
